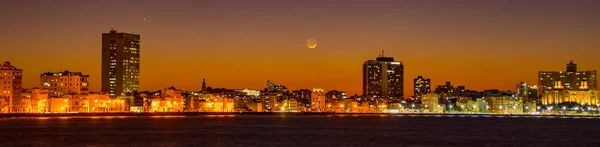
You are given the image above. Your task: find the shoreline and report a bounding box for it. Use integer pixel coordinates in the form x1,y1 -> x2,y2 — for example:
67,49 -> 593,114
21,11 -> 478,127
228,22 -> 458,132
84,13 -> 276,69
1,112 -> 599,118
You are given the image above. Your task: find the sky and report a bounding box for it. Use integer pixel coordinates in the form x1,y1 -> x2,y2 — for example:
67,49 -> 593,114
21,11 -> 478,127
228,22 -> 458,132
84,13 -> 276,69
1,0 -> 599,96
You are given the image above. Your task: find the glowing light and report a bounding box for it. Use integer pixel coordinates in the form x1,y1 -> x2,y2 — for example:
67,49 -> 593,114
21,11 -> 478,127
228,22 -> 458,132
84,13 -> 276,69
306,38 -> 317,49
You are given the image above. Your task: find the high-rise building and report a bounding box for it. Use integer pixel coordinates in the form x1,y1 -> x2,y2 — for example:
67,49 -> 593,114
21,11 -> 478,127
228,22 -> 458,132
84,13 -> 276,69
538,60 -> 597,93
102,27 -> 140,97
40,70 -> 89,98
362,51 -> 404,100
311,88 -> 325,112
413,76 -> 431,101
0,61 -> 23,112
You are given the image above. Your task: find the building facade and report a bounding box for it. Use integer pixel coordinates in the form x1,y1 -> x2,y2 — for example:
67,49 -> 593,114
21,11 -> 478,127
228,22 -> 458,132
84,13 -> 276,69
486,96 -> 523,114
362,52 -> 404,100
311,88 -> 326,112
413,76 -> 431,102
40,70 -> 89,98
421,93 -> 442,113
538,61 -> 597,93
0,61 -> 23,112
102,27 -> 141,97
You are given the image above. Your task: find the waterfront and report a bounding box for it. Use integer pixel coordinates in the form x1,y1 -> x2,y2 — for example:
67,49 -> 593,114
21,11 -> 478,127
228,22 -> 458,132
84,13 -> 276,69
1,115 -> 599,146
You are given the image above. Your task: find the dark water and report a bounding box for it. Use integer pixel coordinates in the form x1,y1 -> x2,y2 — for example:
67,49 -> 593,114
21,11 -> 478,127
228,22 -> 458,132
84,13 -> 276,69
0,115 -> 599,147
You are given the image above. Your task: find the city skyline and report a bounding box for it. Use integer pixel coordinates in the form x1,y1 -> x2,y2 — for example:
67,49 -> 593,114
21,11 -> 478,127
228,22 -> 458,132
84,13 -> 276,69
2,0 -> 600,96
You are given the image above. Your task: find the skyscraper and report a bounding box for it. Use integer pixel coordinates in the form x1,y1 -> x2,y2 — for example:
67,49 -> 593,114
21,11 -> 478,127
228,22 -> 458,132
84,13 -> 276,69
102,27 -> 140,97
362,51 -> 404,100
40,70 -> 89,98
0,61 -> 23,112
413,76 -> 431,101
538,60 -> 597,93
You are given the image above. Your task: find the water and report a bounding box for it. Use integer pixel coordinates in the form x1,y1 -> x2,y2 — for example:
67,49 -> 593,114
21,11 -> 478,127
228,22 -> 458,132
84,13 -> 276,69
0,115 -> 599,146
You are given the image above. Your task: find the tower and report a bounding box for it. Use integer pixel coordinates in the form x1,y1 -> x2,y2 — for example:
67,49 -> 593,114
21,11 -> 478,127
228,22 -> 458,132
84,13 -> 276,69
202,78 -> 207,92
362,52 -> 404,100
102,27 -> 141,97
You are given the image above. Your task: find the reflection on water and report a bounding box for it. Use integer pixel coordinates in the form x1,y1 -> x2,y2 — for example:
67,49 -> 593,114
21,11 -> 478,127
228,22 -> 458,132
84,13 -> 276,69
1,115 -> 599,146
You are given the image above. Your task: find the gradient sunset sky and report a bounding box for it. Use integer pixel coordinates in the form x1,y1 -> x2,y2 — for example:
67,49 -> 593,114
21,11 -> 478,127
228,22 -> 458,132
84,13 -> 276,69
1,0 -> 599,96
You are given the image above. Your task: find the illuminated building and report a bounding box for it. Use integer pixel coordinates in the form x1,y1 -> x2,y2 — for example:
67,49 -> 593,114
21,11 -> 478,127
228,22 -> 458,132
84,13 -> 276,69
0,61 -> 23,112
362,51 -> 404,100
23,88 -> 49,113
262,92 -> 280,112
456,98 -> 488,113
413,76 -> 431,102
311,88 -> 325,112
486,96 -> 523,114
281,98 -> 298,111
523,101 -> 537,114
235,89 -> 261,97
516,82 -> 538,102
538,60 -> 597,93
102,27 -> 140,97
421,93 -> 442,113
541,81 -> 599,105
40,70 -> 89,98
325,90 -> 346,103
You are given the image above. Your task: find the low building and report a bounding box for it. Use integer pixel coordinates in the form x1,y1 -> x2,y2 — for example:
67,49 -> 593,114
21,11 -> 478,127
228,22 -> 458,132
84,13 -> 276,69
422,93 -> 442,113
40,70 -> 89,98
487,96 -> 523,114
523,101 -> 537,114
246,102 -> 263,112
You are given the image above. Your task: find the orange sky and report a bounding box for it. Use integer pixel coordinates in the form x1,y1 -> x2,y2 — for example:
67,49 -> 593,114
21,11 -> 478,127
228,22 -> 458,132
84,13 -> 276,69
1,0 -> 599,96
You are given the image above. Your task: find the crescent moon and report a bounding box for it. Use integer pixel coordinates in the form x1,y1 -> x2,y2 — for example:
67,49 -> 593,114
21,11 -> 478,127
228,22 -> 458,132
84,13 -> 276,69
307,38 -> 317,49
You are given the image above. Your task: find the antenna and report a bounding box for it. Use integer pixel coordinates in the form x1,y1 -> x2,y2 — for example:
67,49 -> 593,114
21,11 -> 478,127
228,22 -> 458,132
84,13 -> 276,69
382,49 -> 385,57
110,25 -> 117,33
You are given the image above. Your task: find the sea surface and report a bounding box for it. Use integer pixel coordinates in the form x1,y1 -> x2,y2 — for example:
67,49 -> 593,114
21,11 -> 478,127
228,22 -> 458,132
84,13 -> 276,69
0,115 -> 599,147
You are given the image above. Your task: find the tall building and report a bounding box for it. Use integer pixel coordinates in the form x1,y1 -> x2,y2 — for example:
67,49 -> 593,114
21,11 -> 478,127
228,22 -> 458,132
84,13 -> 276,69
362,51 -> 404,100
0,61 -> 23,112
538,60 -> 597,93
40,70 -> 89,98
102,27 -> 141,97
311,88 -> 325,112
413,76 -> 431,101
